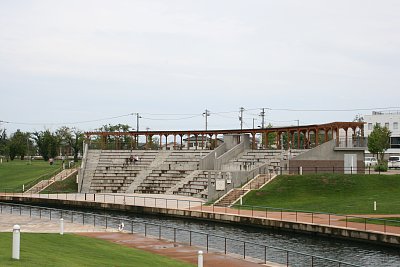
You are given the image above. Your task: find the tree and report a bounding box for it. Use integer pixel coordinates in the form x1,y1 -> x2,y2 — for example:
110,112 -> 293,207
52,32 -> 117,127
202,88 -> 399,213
33,130 -> 60,161
8,130 -> 30,160
0,129 -> 9,159
368,124 -> 391,162
95,124 -> 133,149
56,127 -> 84,162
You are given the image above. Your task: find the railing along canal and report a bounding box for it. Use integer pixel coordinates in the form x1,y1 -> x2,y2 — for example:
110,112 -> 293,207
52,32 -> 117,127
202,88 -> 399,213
0,202 -> 361,267
1,191 -> 399,235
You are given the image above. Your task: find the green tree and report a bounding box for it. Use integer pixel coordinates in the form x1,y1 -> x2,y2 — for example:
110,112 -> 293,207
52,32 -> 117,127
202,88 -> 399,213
33,130 -> 60,161
56,127 -> 84,162
95,124 -> 133,149
368,124 -> 391,162
0,129 -> 9,159
8,130 -> 30,160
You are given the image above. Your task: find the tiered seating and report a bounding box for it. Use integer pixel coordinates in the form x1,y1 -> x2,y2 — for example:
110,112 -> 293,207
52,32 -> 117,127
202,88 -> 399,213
135,169 -> 192,194
221,150 -> 283,171
90,150 -> 157,193
134,151 -> 204,194
173,170 -> 210,198
164,151 -> 204,168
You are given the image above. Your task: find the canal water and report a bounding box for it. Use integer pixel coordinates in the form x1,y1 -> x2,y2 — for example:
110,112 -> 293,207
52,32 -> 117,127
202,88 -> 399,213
4,204 -> 400,266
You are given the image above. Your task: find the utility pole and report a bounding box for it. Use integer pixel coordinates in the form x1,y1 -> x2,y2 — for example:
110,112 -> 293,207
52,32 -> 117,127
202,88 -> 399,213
136,113 -> 141,132
260,108 -> 265,129
239,107 -> 244,130
203,109 -> 210,131
295,119 -> 299,127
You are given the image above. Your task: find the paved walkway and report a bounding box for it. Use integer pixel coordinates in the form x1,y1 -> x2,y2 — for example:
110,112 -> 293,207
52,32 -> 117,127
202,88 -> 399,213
0,213 -> 278,266
0,214 -> 113,233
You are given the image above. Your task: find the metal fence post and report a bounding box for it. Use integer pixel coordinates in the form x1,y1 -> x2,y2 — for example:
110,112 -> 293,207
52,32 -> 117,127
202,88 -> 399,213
224,238 -> 227,254
174,228 -> 176,243
206,234 -> 209,252
286,251 -> 289,267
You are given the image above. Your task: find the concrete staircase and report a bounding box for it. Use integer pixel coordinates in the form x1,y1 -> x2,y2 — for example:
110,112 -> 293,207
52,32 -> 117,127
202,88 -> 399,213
25,168 -> 78,194
126,151 -> 171,193
214,173 -> 277,207
214,189 -> 248,207
166,170 -> 201,195
80,150 -> 101,193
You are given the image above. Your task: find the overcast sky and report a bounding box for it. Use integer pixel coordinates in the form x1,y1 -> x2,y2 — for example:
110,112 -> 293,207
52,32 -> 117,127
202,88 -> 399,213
1,0 -> 400,133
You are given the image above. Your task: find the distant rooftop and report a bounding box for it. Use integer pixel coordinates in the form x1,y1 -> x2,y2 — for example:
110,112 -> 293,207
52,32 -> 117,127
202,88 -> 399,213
371,110 -> 400,115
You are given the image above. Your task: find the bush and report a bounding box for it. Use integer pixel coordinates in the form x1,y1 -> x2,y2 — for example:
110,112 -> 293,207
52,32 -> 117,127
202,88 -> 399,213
374,161 -> 388,172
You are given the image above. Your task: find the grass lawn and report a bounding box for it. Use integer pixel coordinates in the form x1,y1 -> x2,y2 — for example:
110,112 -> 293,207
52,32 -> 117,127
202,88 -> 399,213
41,174 -> 78,194
343,217 -> 400,227
0,233 -> 194,267
0,159 -> 62,192
242,174 -> 400,214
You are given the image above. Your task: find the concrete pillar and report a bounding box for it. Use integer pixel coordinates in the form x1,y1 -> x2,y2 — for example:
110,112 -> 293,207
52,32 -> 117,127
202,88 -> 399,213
198,251 -> 203,267
12,225 -> 20,260
60,218 -> 64,235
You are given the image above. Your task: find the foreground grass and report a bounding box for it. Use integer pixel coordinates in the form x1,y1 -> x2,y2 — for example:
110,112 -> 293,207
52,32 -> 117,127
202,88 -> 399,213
0,233 -> 194,267
41,174 -> 78,193
344,217 -> 400,227
0,160 -> 62,191
243,174 -> 400,214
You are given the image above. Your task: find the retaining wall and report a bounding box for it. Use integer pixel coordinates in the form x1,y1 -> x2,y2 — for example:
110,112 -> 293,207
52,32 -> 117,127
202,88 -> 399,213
0,195 -> 398,247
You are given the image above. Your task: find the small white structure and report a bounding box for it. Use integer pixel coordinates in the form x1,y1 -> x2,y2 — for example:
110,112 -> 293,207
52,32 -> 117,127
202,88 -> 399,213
13,225 -> 20,260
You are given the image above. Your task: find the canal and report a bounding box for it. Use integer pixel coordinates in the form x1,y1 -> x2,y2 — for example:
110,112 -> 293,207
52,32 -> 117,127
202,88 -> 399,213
3,203 -> 399,266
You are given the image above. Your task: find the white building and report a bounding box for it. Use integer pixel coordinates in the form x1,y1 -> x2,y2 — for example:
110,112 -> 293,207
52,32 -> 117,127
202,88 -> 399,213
364,111 -> 400,154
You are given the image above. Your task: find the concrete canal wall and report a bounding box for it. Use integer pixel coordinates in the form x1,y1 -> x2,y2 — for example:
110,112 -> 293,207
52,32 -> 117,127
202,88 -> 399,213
1,195 -> 399,247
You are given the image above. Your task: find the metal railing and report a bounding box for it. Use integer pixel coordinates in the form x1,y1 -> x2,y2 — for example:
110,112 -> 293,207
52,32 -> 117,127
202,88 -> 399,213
281,166 -> 384,175
335,137 -> 368,148
0,202 -> 361,267
1,191 -> 399,236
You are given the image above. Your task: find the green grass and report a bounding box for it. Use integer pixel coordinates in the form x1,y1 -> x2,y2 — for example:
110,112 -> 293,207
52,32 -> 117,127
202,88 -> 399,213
0,159 -> 62,192
0,233 -> 194,267
343,217 -> 400,227
41,174 -> 78,194
242,174 -> 400,214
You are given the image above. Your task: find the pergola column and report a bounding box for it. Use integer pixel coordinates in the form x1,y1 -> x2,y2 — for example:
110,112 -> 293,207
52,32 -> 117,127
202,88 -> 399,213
297,130 -> 300,149
173,135 -> 177,150
187,133 -> 191,150
252,132 -> 256,150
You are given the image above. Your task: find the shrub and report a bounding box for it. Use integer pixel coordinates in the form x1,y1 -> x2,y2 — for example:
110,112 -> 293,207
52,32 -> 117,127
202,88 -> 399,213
374,161 -> 388,172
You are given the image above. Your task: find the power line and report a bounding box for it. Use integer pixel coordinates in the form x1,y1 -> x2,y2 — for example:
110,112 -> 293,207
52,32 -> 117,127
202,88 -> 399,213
266,106 -> 400,112
3,105 -> 399,128
140,115 -> 202,121
1,113 -> 134,126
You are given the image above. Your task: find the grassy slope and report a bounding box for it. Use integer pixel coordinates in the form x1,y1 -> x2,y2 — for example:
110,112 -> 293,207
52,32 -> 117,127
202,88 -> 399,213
0,233 -> 194,267
243,174 -> 400,214
41,174 -> 78,193
0,160 -> 61,191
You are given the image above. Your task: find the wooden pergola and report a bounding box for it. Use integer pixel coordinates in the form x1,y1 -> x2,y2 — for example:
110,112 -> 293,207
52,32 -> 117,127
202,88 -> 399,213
85,121 -> 364,150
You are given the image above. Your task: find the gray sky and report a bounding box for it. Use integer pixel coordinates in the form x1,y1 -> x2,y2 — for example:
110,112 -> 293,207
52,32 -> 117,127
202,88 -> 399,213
1,0 -> 400,133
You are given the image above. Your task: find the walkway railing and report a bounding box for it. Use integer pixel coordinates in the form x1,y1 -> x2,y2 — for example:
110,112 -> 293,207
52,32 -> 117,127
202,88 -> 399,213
0,202 -> 361,267
1,191 -> 399,236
